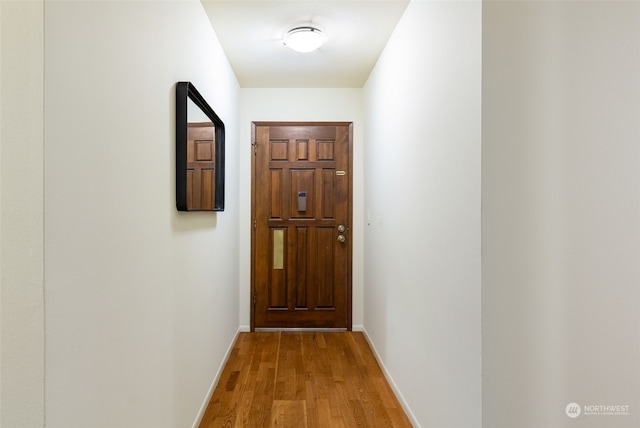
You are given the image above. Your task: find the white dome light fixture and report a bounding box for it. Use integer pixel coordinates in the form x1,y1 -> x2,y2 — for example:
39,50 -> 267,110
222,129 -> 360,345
283,27 -> 326,53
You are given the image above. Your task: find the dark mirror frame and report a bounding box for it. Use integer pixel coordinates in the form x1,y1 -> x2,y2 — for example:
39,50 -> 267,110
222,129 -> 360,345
176,81 -> 225,211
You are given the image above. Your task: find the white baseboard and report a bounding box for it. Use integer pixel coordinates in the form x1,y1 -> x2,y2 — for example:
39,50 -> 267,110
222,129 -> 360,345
360,327 -> 421,428
240,325 -> 359,332
191,327 -> 243,428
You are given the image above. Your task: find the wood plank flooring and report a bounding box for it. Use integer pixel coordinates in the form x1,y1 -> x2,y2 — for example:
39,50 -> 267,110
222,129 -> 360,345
199,332 -> 413,428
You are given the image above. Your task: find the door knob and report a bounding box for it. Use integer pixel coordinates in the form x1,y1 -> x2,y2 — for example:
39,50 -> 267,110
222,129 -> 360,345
337,235 -> 346,243
337,224 -> 346,233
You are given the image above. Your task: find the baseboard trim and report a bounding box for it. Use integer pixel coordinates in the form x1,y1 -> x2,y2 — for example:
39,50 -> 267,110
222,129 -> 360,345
360,327 -> 421,428
240,325 -> 361,332
191,327 -> 243,428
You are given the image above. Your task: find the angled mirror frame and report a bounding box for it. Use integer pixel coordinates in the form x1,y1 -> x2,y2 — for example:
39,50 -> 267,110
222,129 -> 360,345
176,81 -> 225,211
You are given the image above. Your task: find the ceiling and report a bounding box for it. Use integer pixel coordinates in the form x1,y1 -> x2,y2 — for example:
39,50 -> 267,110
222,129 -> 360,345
201,0 -> 410,88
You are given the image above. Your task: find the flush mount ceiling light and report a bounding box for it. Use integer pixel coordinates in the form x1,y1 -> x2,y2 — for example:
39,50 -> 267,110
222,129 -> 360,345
283,27 -> 326,53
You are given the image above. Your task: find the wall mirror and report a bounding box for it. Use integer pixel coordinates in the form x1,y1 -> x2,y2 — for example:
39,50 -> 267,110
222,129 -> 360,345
176,81 -> 225,211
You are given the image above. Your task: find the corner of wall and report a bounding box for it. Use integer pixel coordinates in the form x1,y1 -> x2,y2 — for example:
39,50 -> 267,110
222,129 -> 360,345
0,0 -> 45,426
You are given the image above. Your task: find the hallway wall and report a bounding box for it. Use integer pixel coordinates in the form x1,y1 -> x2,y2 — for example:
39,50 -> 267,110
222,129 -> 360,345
482,2 -> 640,427
0,1 -> 45,426
43,1 -> 240,427
362,1 -> 482,426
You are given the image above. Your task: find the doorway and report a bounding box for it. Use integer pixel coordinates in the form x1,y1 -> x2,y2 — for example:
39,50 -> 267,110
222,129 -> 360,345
251,122 -> 353,330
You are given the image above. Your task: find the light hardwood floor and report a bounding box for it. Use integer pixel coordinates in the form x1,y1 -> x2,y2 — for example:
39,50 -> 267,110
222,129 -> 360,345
199,332 -> 413,427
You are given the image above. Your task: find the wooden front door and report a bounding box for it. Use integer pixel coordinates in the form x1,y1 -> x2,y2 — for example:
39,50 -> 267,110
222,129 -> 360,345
251,122 -> 352,330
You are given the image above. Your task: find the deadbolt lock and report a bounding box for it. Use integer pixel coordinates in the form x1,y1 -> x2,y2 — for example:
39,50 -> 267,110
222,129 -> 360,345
337,224 -> 346,233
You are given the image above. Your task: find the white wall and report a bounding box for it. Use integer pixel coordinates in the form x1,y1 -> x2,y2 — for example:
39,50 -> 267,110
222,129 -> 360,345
44,1 -> 239,427
482,2 -> 640,427
362,1 -> 482,427
0,1 -> 45,427
238,88 -> 364,329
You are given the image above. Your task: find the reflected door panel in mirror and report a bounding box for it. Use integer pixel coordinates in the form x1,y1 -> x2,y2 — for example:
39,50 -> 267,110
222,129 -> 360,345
187,123 -> 215,210
176,81 -> 225,211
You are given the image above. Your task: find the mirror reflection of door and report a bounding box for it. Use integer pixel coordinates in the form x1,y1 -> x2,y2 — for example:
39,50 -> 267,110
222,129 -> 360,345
186,123 -> 215,210
176,81 -> 225,212
251,122 -> 353,330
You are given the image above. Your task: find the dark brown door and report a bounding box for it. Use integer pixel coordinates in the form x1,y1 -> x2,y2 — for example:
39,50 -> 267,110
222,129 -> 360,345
187,123 -> 215,210
251,122 -> 352,330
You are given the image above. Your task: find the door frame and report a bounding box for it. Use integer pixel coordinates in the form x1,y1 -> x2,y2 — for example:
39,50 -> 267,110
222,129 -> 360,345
250,121 -> 353,331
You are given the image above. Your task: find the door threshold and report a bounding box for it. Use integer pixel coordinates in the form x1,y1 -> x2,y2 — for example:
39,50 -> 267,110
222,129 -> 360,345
254,328 -> 348,332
